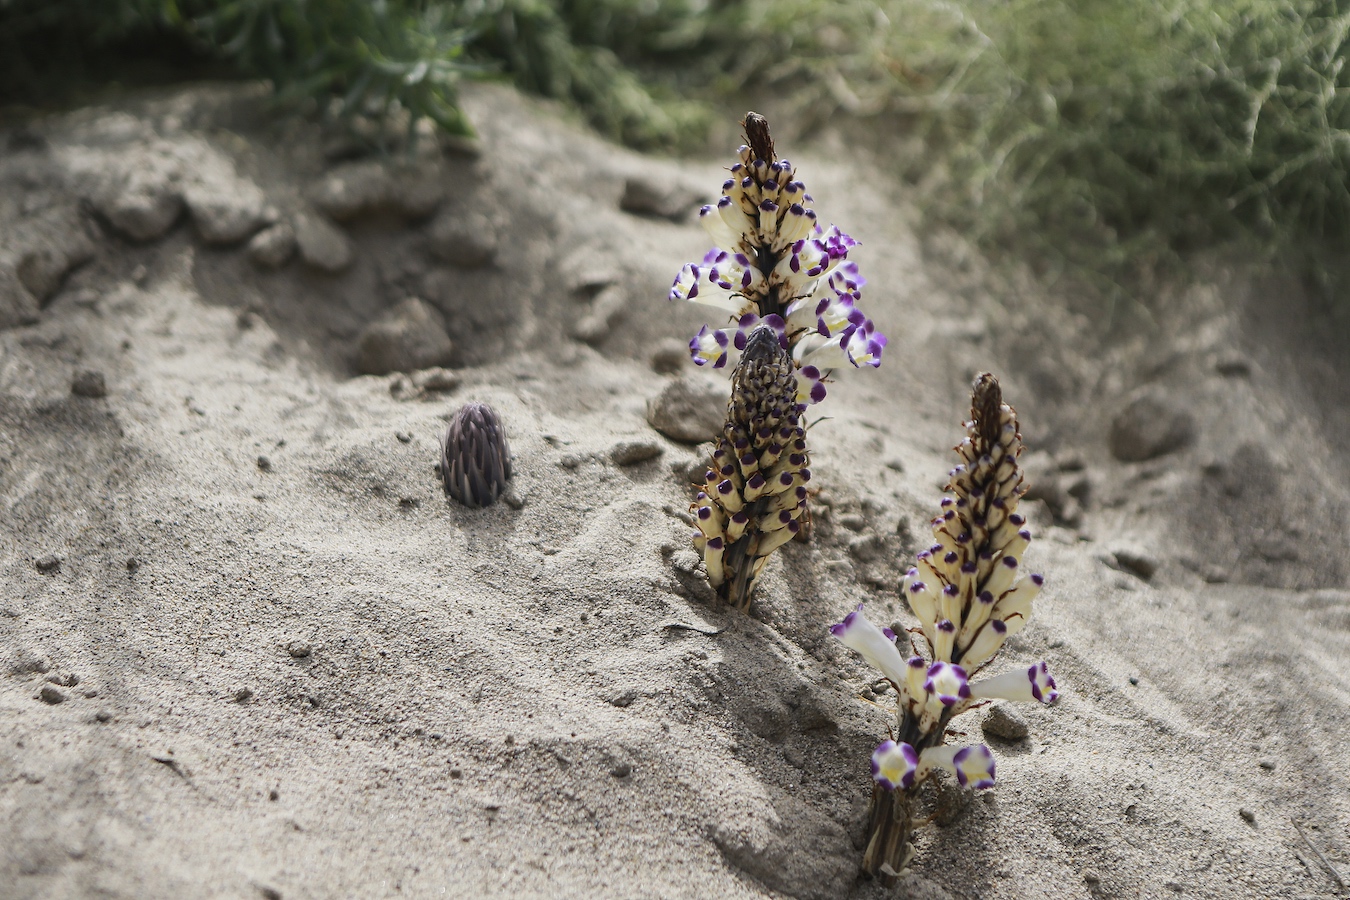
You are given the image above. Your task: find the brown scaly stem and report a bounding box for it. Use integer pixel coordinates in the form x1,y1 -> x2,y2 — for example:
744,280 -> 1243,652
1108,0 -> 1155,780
862,784 -> 915,886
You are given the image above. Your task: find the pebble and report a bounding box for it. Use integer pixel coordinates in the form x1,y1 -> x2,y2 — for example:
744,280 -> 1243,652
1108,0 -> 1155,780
618,176 -> 702,220
646,377 -> 727,444
45,672 -> 78,687
94,710 -> 113,723
1258,759 -> 1276,770
0,269 -> 40,329
412,367 -> 461,393
256,455 -> 272,472
1239,807 -> 1256,824
232,687 -> 254,703
35,555 -> 61,574
609,762 -> 632,778
90,149 -> 184,241
356,297 -> 455,375
1112,548 -> 1159,580
284,640 -> 312,659
1108,393 -> 1196,462
611,440 -> 664,466
70,370 -> 107,398
38,684 -> 68,705
426,208 -> 496,268
650,338 -> 689,374
247,221 -> 297,269
126,557 -> 140,574
293,212 -> 353,273
183,171 -> 272,245
609,689 -> 638,708
982,704 -> 1030,741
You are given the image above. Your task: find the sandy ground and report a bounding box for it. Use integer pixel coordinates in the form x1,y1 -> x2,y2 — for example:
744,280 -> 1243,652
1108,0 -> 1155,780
3,82 -> 1350,900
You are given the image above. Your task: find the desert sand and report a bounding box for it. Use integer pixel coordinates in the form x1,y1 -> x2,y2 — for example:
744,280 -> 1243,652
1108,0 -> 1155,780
2,82 -> 1349,899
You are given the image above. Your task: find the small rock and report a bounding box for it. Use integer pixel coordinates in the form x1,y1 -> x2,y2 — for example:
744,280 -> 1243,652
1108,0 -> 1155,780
837,513 -> 867,532
609,689 -> 638,708
982,704 -> 1030,741
1258,759 -> 1275,770
126,557 -> 140,574
70,370 -> 107,398
449,767 -> 463,779
0,269 -> 41,329
647,377 -> 727,444
184,174 -> 271,245
1113,549 -> 1159,580
650,338 -> 689,374
94,709 -> 113,723
306,161 -> 392,221
570,284 -> 627,345
884,457 -> 906,472
284,640 -> 312,659
1216,357 -> 1252,378
619,176 -> 702,220
1239,807 -> 1256,824
395,431 -> 413,444
90,148 -> 184,241
233,687 -> 254,703
35,555 -> 61,574
1109,393 -> 1196,462
356,297 -> 455,375
848,534 -> 886,562
247,222 -> 297,269
294,212 -> 353,273
609,762 -> 632,778
502,489 -> 525,510
611,440 -> 664,466
426,208 -> 496,268
45,672 -> 78,687
38,684 -> 68,705
1129,676 -> 1140,686
411,367 -> 461,393
256,455 -> 272,472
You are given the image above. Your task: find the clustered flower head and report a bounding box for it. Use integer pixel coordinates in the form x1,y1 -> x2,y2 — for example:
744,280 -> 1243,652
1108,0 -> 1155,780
440,401 -> 512,508
830,374 -> 1057,880
669,112 -> 885,404
691,325 -> 811,610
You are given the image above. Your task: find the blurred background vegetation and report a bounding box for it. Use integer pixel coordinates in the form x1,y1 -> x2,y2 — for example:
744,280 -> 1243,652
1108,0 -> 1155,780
4,0 -> 1350,319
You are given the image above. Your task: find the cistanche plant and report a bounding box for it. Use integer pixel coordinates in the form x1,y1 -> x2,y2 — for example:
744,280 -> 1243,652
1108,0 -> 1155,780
673,112 -> 886,609
831,373 -> 1057,881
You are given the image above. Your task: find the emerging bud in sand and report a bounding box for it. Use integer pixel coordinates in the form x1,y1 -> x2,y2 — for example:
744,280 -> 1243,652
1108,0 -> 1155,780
668,112 -> 884,404
829,373 -> 1057,882
691,325 -> 810,610
440,401 -> 512,508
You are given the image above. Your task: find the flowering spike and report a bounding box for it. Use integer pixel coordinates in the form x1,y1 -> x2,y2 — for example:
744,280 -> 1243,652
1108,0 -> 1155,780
668,112 -> 883,404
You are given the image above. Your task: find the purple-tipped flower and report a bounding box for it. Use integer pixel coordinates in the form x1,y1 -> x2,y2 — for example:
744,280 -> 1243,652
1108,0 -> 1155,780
871,740 -> 919,790
440,402 -> 512,508
831,603 -> 909,686
919,744 -> 997,789
924,661 -> 971,707
667,112 -> 884,404
970,661 -> 1059,704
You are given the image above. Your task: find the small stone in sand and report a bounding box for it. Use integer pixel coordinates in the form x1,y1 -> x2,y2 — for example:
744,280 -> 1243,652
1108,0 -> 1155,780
35,555 -> 60,574
412,367 -> 461,393
126,557 -> 140,573
233,687 -> 254,703
247,221 -> 297,270
38,684 -> 68,704
1113,548 -> 1159,580
256,455 -> 272,472
94,710 -> 113,723
294,213 -> 353,273
646,377 -> 726,444
284,640 -> 311,659
982,704 -> 1030,741
1109,394 -> 1196,462
1239,808 -> 1256,824
609,762 -> 632,778
609,689 -> 638,708
71,370 -> 107,398
356,298 -> 455,375
611,440 -> 663,466
650,339 -> 689,374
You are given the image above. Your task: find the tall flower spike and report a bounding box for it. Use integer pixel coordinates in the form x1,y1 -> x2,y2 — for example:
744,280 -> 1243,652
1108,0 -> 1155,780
830,374 -> 1058,884
441,402 -> 512,508
669,112 -> 885,404
690,325 -> 810,610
